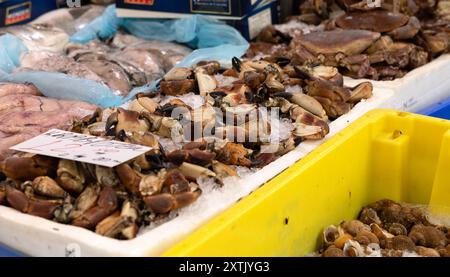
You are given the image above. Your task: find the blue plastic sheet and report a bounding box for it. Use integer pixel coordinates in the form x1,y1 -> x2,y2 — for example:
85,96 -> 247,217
0,5 -> 249,108
1,71 -> 123,107
0,34 -> 28,74
70,6 -> 248,49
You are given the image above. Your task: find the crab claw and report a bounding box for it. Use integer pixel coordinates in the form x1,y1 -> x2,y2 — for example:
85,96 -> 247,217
115,163 -> 141,195
161,169 -> 190,195
57,160 -> 86,195
195,61 -> 221,75
166,149 -> 216,166
95,197 -> 138,239
159,99 -> 192,117
243,71 -> 266,89
72,187 -> 118,229
160,79 -> 196,96
165,150 -> 189,165
182,140 -> 208,151
95,166 -> 120,187
115,108 -> 149,134
348,82 -> 373,103
211,160 -> 237,181
173,188 -> 202,209
120,200 -> 139,239
95,211 -> 133,238
312,97 -> 351,119
195,68 -> 217,96
32,176 -> 67,198
68,185 -> 101,221
216,142 -> 252,167
421,31 -> 449,54
1,155 -> 57,182
164,67 -> 193,81
5,185 -> 61,219
140,112 -> 184,142
303,75 -> 352,103
139,170 -> 166,197
5,185 -> 30,213
187,149 -> 216,166
129,97 -> 160,114
126,131 -> 161,149
292,107 -> 330,139
284,92 -> 328,120
178,162 -> 216,181
251,153 -> 276,168
124,132 -> 163,170
144,189 -> 202,214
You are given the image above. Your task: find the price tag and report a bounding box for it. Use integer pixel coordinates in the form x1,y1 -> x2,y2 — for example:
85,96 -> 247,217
10,129 -> 151,167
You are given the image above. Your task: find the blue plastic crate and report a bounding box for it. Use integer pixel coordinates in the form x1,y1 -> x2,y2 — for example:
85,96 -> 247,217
0,244 -> 23,257
419,97 -> 450,120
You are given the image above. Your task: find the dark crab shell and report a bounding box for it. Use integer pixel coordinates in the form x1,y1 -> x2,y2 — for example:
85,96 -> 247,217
335,10 -> 410,33
298,29 -> 381,56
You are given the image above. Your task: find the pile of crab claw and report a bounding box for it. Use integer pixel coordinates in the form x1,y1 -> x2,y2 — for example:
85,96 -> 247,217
249,0 -> 450,80
0,57 -> 373,239
318,200 -> 450,257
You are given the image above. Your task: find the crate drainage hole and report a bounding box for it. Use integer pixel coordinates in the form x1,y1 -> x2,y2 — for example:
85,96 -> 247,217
392,130 -> 403,139
284,218 -> 289,225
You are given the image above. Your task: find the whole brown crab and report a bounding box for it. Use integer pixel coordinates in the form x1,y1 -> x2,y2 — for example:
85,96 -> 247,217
327,10 -> 421,40
289,27 -> 428,80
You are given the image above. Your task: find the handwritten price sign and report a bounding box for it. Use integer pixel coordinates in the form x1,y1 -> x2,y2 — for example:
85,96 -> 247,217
10,129 -> 152,167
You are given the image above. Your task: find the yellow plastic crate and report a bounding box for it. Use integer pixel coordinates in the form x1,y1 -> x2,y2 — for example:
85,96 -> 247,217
162,109 -> 450,257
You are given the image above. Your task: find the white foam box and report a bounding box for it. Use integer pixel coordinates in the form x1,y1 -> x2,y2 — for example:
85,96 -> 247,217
1,54 -> 450,256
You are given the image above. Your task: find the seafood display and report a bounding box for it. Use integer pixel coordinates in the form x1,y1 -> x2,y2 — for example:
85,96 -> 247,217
0,82 -> 97,162
249,0 -> 450,80
317,200 -> 450,257
0,56 -> 372,239
13,33 -> 192,96
0,6 -> 193,97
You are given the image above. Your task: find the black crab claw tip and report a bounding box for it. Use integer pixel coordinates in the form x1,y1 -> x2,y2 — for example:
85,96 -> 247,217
117,129 -> 127,141
244,91 -> 254,102
275,30 -> 292,44
294,66 -> 313,80
147,154 -> 165,170
232,57 -> 242,72
85,110 -> 100,126
276,57 -> 291,67
158,144 -> 166,156
105,125 -> 116,137
209,91 -> 227,99
272,92 -> 293,99
159,104 -> 177,117
294,137 -> 303,146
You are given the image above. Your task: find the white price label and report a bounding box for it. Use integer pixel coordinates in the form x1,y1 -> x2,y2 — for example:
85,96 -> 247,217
10,129 -> 151,167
